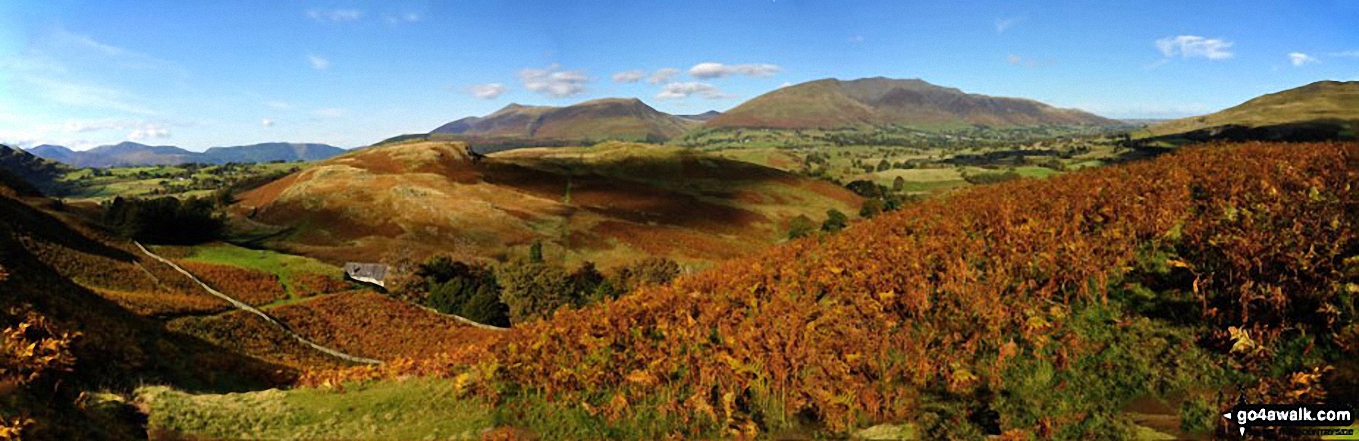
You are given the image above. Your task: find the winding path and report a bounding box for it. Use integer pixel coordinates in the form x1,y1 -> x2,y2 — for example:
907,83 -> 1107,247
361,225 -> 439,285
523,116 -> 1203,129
134,241 -> 383,365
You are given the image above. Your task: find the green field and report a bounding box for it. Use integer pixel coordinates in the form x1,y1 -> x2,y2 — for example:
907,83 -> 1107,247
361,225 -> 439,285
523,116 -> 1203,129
58,162 -> 303,203
137,379 -> 494,440
154,242 -> 346,300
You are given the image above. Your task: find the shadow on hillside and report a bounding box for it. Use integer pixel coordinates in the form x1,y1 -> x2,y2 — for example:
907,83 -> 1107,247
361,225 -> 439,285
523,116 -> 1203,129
0,195 -> 302,394
480,154 -> 814,231
0,195 -> 139,263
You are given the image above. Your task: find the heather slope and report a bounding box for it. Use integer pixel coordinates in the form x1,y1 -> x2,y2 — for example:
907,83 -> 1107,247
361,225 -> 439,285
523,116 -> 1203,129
232,140 -> 859,267
482,141 -> 1356,437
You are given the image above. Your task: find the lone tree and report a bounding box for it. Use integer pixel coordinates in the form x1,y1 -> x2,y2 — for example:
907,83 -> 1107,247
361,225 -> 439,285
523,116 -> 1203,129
787,215 -> 816,239
528,240 -> 544,263
821,209 -> 848,233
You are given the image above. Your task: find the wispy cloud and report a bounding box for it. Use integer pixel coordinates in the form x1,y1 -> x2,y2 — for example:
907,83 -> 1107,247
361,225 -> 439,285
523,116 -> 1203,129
63,118 -> 139,132
385,13 -> 422,24
656,82 -> 733,100
2,27 -> 185,115
519,64 -> 590,98
1327,50 -> 1359,58
612,70 -> 646,83
469,83 -> 508,99
128,123 -> 170,141
688,62 -> 781,79
847,34 -> 865,43
313,108 -> 345,118
1155,35 -> 1234,60
261,118 -> 275,127
1288,52 -> 1318,67
307,9 -> 363,22
648,68 -> 679,84
21,76 -> 155,115
308,54 -> 331,70
995,16 -> 1025,34
265,100 -> 291,110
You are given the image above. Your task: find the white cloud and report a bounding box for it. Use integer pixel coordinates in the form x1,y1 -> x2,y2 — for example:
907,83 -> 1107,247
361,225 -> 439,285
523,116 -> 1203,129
612,70 -> 646,83
519,64 -> 590,98
656,82 -> 733,100
314,108 -> 345,118
1155,35 -> 1234,60
128,123 -> 170,141
648,68 -> 680,84
386,13 -> 422,24
469,83 -> 508,99
1289,52 -> 1319,67
995,16 -> 1025,34
261,118 -> 275,127
847,34 -> 865,43
308,55 -> 331,70
688,62 -> 781,79
778,82 -> 794,88
265,100 -> 291,110
307,9 -> 363,22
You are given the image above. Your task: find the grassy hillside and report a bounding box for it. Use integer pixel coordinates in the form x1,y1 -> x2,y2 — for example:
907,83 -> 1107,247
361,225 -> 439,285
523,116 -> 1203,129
231,140 -> 860,268
303,141 -> 1356,439
1140,80 -> 1359,140
138,378 -> 494,440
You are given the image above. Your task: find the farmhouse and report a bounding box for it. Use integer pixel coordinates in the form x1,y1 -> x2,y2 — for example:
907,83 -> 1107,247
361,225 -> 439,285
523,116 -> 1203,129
343,262 -> 388,288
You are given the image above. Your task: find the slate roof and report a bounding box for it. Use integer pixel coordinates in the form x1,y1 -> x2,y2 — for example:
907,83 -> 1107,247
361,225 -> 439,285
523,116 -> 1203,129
343,262 -> 388,282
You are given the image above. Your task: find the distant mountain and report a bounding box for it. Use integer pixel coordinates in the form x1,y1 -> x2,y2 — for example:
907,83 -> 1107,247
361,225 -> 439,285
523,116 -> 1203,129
83,142 -> 200,166
27,144 -> 78,163
678,110 -> 721,122
1141,80 -> 1359,141
431,98 -> 698,143
705,77 -> 1116,129
25,141 -> 345,167
201,142 -> 346,164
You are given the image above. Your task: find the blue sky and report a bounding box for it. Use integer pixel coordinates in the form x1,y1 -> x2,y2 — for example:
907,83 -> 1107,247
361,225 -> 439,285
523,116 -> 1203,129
1,0 -> 1356,151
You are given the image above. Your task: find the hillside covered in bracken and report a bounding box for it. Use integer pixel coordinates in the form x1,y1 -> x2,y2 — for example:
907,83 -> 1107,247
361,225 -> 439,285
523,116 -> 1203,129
309,141 -> 1358,438
232,140 -> 860,267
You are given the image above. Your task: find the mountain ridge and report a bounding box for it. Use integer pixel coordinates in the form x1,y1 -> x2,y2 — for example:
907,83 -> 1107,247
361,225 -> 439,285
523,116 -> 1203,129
430,97 -> 698,142
24,141 -> 346,167
705,77 -> 1116,129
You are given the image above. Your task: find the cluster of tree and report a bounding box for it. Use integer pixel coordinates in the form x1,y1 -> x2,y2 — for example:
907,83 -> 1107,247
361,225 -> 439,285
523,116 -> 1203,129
961,170 -> 1022,185
394,253 -> 682,326
788,208 -> 851,239
102,196 -> 223,244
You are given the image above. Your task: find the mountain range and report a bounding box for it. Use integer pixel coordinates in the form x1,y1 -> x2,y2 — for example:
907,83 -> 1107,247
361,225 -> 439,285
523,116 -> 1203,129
705,77 -> 1116,129
427,77 -> 1122,145
25,142 -> 346,168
